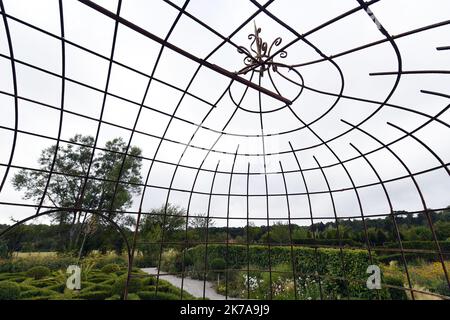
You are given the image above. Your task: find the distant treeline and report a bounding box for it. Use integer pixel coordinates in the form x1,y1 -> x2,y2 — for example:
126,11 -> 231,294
1,207 -> 449,259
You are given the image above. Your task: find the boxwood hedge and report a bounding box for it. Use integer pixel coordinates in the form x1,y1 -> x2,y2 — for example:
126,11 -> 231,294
185,244 -> 386,299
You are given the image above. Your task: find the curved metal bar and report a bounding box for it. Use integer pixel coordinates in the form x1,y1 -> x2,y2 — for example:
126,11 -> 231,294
71,0 -> 123,226
313,156 -> 350,300
35,0 -> 66,216
288,142 -> 324,299
224,146 -> 240,299
349,142 -> 415,300
201,161 -> 220,299
0,0 -> 18,194
343,120 -> 450,292
279,161 -> 298,300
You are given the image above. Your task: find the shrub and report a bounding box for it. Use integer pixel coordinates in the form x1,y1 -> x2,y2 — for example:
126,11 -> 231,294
186,244 -> 383,300
30,279 -> 57,288
20,288 -> 57,299
78,290 -> 111,300
141,276 -> 157,286
210,258 -> 226,271
2,275 -> 27,283
47,283 -> 66,293
87,275 -> 111,284
137,291 -> 179,300
25,266 -> 51,280
111,275 -> 142,298
101,263 -> 121,274
126,293 -> 140,300
0,281 -> 21,300
91,255 -> 127,269
0,256 -> 77,273
105,294 -> 121,300
160,249 -> 182,273
134,255 -> 155,268
384,276 -> 408,300
0,241 -> 8,259
434,281 -> 450,297
81,283 -> 112,293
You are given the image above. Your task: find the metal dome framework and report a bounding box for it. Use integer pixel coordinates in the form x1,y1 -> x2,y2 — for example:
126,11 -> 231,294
0,0 -> 449,300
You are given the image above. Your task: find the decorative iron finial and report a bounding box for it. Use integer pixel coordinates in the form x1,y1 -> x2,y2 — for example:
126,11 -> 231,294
236,21 -> 287,76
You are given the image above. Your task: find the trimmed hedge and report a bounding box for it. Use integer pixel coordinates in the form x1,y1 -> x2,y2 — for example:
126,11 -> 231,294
26,266 -> 51,280
383,276 -> 407,300
78,290 -> 111,300
379,241 -> 450,262
383,241 -> 450,251
292,238 -> 361,247
81,283 -> 112,293
19,288 -> 57,299
0,281 -> 21,300
111,275 -> 142,297
185,244 -> 383,299
101,263 -> 121,274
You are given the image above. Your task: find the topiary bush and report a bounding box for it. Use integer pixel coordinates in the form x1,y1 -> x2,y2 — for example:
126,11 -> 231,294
101,263 -> 121,274
141,276 -> 157,286
19,288 -> 57,299
25,266 -> 51,280
111,275 -> 142,298
0,281 -> 21,300
77,290 -> 111,300
126,293 -> 140,300
383,275 -> 408,300
81,283 -> 112,293
30,278 -> 57,288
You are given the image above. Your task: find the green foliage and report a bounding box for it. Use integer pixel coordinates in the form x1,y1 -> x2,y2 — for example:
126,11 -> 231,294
101,263 -> 121,274
186,244 -> 382,299
30,278 -> 58,288
127,293 -> 140,300
0,254 -> 189,300
111,275 -> 142,298
25,266 -> 51,280
210,258 -> 226,271
139,204 -> 186,267
19,288 -> 57,299
141,276 -> 157,286
434,281 -> 450,296
160,249 -> 182,273
78,290 -> 111,300
0,281 -> 21,300
0,241 -> 8,259
11,134 -> 142,253
0,255 -> 77,273
47,283 -> 66,293
81,283 -> 112,293
383,276 -> 408,300
380,241 -> 450,262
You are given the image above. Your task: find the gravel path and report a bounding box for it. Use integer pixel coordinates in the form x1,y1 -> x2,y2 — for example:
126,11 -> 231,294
142,267 -> 238,300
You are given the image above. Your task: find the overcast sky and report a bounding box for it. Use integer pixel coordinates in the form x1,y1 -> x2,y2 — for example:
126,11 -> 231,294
0,0 -> 449,227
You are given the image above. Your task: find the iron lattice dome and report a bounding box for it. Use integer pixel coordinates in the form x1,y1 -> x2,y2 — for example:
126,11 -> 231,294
0,0 -> 449,300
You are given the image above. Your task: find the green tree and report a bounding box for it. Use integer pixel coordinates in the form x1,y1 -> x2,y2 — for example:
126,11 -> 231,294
139,204 -> 186,266
189,213 -> 215,241
435,221 -> 450,240
12,134 -> 142,251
